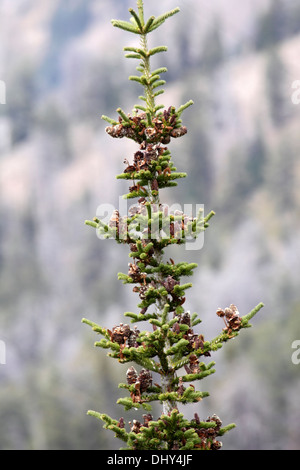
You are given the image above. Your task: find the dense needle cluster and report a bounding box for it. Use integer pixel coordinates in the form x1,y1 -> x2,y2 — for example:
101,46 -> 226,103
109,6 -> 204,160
82,0 -> 263,450
105,107 -> 187,145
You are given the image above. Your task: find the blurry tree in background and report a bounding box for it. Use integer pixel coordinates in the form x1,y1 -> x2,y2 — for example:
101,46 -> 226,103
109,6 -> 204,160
255,0 -> 289,50
5,63 -> 37,144
201,19 -> 224,75
265,49 -> 289,127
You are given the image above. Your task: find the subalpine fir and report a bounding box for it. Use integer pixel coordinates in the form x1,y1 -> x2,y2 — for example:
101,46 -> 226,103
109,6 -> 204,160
82,0 -> 263,451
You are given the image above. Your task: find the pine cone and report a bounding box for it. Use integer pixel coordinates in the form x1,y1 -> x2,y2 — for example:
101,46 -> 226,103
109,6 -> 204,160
179,312 -> 191,326
163,275 -> 179,293
130,419 -> 141,434
117,417 -> 125,429
138,368 -> 152,392
108,210 -> 120,229
188,354 -> 200,374
126,366 -> 138,385
111,323 -> 131,345
142,413 -> 153,427
210,414 -> 222,432
127,326 -> 140,347
128,263 -> 143,282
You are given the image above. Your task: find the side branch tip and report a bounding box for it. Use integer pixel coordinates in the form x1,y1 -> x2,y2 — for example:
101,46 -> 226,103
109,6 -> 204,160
242,302 -> 264,325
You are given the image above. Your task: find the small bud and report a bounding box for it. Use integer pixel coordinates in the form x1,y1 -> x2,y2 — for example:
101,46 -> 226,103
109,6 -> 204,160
194,413 -> 200,425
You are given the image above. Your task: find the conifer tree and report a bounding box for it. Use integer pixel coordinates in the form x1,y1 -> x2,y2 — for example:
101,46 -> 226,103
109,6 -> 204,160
82,0 -> 263,450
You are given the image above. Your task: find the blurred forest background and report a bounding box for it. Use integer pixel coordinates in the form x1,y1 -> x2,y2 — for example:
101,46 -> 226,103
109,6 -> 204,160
0,0 -> 300,450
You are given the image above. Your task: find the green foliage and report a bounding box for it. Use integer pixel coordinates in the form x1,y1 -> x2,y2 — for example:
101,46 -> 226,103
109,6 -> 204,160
82,0 -> 263,450
104,3 -> 191,119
